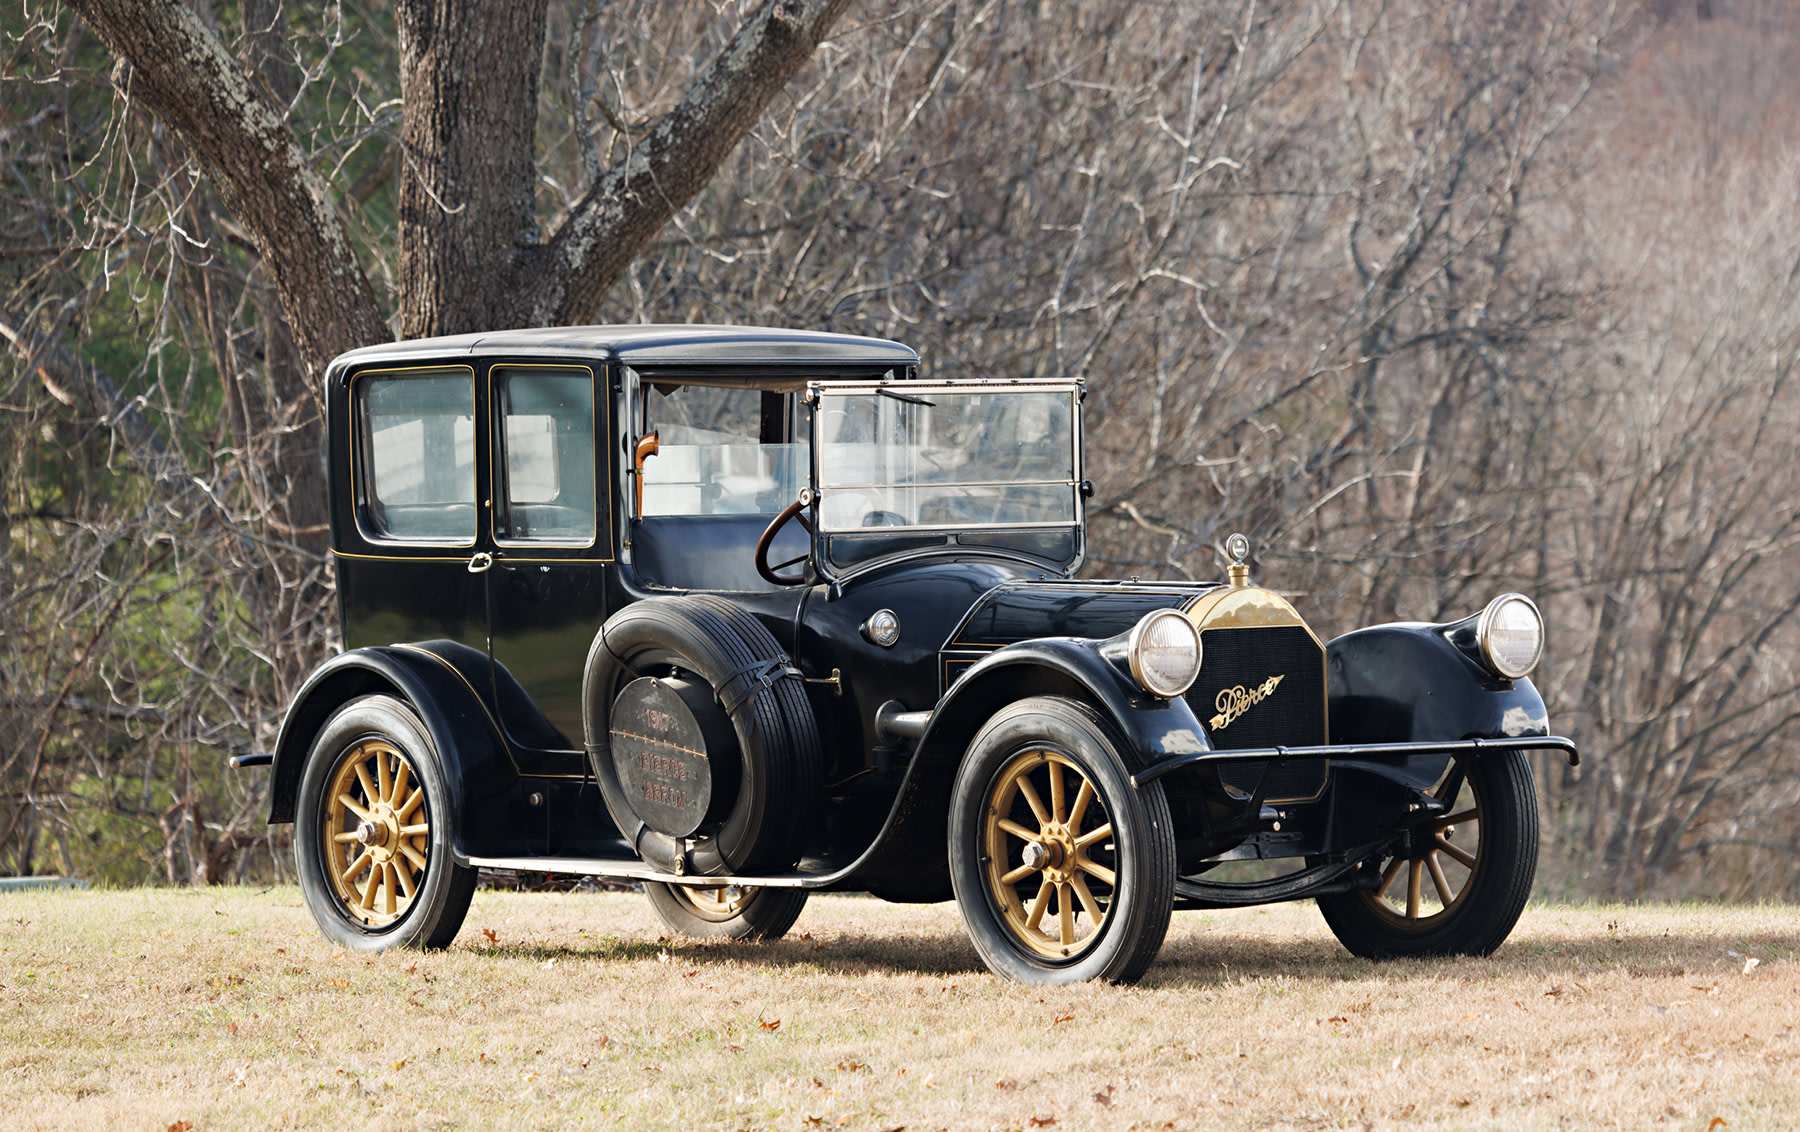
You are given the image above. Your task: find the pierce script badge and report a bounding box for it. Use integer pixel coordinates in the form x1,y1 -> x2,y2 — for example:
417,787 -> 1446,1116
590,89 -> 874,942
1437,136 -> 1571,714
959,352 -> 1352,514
1210,674 -> 1285,731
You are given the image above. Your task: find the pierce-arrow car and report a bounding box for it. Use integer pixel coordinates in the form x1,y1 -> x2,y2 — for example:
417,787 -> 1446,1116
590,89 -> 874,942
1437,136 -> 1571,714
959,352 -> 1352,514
245,325 -> 1578,985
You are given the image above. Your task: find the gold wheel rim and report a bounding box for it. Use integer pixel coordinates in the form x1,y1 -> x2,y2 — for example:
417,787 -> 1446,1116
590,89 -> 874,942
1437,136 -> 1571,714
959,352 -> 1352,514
1360,758 -> 1482,927
322,739 -> 430,928
982,749 -> 1116,961
670,884 -> 754,922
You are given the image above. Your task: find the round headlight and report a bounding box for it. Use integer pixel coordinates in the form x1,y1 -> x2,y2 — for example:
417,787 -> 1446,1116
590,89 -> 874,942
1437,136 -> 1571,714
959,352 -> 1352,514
1128,609 -> 1202,698
1478,593 -> 1543,679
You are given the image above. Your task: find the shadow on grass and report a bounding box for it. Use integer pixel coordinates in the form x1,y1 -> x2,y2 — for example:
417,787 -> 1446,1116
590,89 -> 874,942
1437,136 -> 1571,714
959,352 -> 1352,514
456,911 -> 1800,989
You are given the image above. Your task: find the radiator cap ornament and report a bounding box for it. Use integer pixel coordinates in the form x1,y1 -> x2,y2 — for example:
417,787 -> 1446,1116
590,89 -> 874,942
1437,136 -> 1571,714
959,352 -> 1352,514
1225,532 -> 1251,588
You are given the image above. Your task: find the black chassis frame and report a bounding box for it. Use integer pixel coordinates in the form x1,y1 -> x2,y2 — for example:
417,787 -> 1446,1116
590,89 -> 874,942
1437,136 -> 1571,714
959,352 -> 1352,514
254,325 -> 1578,911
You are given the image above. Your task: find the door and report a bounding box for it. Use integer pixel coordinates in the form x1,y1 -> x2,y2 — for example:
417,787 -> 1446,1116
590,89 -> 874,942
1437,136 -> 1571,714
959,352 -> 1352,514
484,363 -> 612,766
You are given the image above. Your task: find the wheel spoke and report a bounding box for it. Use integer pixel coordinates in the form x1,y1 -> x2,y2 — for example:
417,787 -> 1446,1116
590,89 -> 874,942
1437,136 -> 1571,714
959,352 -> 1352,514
997,817 -> 1040,843
1406,860 -> 1423,919
1076,855 -> 1116,887
1048,760 -> 1067,825
1071,873 -> 1105,925
1000,862 -> 1038,886
397,788 -> 424,822
1377,855 -> 1406,899
398,823 -> 428,837
333,831 -> 362,844
1438,808 -> 1479,829
1016,774 -> 1052,827
1025,879 -> 1053,932
1067,779 -> 1095,831
360,868 -> 381,910
390,759 -> 411,808
1436,758 -> 1468,804
377,750 -> 392,808
340,850 -> 372,885
1426,851 -> 1454,907
354,762 -> 379,808
1074,821 -> 1113,851
399,840 -> 428,871
383,863 -> 398,916
337,794 -> 371,821
1435,834 -> 1477,869
1057,884 -> 1075,945
394,856 -> 417,899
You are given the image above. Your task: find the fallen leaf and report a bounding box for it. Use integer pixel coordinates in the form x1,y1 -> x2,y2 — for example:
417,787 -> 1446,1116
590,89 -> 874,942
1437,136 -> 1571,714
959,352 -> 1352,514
1052,1013 -> 1075,1026
329,978 -> 350,988
803,1118 -> 825,1129
995,1078 -> 1019,1090
481,928 -> 498,946
1028,1117 -> 1057,1128
761,1018 -> 782,1032
1708,1119 -> 1728,1131
1093,1084 -> 1116,1108
838,1060 -> 865,1072
167,1123 -> 193,1132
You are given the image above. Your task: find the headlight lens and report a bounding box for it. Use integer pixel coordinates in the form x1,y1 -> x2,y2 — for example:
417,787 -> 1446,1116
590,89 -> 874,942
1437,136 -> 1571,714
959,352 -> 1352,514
1478,594 -> 1543,679
1129,609 -> 1202,698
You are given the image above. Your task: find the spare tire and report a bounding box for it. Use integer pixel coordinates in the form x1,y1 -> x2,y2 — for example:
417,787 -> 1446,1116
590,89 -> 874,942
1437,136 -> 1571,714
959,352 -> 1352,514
583,595 -> 821,876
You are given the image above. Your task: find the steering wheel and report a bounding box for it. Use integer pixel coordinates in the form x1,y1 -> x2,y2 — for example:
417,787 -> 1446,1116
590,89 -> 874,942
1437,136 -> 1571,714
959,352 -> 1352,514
755,490 -> 815,586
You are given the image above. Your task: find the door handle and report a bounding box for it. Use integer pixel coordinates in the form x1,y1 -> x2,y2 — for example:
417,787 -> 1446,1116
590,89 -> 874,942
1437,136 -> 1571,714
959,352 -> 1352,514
467,552 -> 494,574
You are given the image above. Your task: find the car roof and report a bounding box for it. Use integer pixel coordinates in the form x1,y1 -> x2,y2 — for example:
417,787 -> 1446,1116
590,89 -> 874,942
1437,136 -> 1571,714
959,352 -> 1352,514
325,324 -> 920,373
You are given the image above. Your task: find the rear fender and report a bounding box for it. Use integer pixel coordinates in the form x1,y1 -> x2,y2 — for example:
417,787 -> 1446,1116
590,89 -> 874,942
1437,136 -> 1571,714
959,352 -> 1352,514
268,644 -> 519,840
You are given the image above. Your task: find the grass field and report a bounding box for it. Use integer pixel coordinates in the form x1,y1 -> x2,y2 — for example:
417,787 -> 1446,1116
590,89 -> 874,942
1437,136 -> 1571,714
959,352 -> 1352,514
1,887 -> 1796,1131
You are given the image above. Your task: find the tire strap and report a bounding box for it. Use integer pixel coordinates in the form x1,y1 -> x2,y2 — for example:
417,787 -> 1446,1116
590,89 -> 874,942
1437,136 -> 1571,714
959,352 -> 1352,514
715,657 -> 803,716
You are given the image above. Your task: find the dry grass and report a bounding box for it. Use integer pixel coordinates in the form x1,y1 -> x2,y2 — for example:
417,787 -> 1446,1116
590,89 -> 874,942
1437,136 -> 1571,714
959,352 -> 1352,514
1,888 -> 1797,1131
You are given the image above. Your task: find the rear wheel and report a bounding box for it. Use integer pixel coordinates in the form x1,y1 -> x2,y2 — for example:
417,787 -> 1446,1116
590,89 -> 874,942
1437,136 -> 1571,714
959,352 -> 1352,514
643,882 -> 808,941
295,695 -> 476,951
1316,750 -> 1538,958
948,696 -> 1176,985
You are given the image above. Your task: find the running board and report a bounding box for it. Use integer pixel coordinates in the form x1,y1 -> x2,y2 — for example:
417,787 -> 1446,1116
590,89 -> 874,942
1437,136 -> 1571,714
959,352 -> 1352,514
464,855 -> 832,890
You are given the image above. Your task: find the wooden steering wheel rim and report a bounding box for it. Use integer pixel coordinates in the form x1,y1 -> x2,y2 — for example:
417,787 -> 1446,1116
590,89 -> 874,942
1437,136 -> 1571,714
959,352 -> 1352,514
755,496 -> 811,586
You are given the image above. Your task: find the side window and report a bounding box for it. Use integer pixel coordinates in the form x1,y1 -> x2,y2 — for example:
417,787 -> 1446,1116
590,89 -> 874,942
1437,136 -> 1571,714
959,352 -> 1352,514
358,368 -> 476,542
496,367 -> 596,543
640,383 -> 807,516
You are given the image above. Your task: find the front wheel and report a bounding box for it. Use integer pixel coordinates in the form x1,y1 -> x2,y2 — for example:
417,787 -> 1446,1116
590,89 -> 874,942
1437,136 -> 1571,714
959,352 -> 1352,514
294,695 -> 476,951
1316,749 -> 1538,958
643,882 -> 808,941
948,696 -> 1176,985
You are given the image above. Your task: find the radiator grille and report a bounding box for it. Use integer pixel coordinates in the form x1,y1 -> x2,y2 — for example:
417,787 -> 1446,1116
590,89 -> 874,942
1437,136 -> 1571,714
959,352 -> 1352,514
1185,624 -> 1329,801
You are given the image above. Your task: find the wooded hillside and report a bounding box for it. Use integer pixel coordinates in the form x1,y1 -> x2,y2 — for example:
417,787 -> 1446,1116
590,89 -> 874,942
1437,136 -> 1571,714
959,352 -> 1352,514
2,0 -> 1796,899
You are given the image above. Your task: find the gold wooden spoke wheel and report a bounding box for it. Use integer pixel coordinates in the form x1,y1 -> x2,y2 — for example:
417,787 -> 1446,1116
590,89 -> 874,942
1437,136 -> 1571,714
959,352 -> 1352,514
323,739 -> 430,927
983,748 -> 1117,960
669,884 -> 754,922
1362,760 -> 1483,926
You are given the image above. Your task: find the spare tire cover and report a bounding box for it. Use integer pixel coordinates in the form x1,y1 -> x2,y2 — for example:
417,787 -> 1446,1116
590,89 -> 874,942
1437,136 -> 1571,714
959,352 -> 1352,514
583,595 -> 821,875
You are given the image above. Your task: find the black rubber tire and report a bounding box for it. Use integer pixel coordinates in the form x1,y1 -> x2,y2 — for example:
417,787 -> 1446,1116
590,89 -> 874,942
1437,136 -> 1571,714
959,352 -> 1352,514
294,695 -> 476,951
1316,749 -> 1539,959
947,696 -> 1177,986
583,595 -> 821,876
643,882 -> 809,941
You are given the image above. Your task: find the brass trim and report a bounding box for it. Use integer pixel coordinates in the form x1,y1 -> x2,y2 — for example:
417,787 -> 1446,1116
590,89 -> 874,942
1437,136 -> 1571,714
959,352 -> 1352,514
1182,585 -> 1330,748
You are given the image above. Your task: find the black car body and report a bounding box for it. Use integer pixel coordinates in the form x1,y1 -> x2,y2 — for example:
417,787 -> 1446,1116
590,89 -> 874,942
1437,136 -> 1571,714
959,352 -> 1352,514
256,325 -> 1578,984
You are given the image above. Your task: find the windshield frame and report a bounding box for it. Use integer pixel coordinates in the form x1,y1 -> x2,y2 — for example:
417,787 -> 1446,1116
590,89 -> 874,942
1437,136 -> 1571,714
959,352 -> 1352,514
806,378 -> 1086,582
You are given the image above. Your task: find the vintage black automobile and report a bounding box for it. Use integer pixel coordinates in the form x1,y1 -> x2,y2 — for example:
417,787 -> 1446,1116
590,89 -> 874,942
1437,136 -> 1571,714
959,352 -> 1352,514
251,324 -> 1578,985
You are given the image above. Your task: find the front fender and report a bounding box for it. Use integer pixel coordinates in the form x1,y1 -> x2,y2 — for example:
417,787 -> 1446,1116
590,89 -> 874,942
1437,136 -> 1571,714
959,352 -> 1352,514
918,636 -> 1208,774
1327,621 -> 1550,790
268,643 -> 519,836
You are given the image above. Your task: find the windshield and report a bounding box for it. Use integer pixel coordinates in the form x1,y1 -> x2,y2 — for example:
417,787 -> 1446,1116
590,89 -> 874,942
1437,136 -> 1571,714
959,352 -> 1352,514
814,385 -> 1079,531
